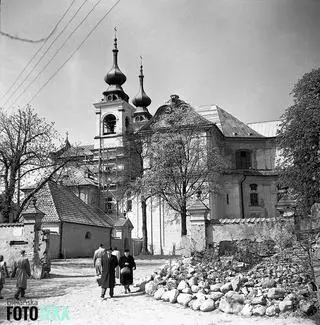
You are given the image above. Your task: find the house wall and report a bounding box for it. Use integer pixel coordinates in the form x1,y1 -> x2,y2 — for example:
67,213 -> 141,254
129,195 -> 192,255
111,225 -> 132,254
223,138 -> 277,170
47,232 -> 60,259
61,223 -> 112,258
216,175 -> 278,219
127,132 -> 279,254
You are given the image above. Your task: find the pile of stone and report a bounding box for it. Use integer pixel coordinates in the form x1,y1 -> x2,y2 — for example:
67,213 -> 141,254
136,250 -> 318,317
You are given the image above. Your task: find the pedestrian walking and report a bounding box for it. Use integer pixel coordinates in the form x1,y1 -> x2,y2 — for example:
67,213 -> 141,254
100,247 -> 118,299
0,255 -> 9,299
112,247 -> 120,281
11,250 -> 31,299
93,244 -> 105,276
119,249 -> 136,294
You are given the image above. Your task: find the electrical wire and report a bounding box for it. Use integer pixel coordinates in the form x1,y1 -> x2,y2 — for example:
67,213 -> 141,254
26,0 -> 121,106
2,0 -> 89,108
0,0 -> 77,103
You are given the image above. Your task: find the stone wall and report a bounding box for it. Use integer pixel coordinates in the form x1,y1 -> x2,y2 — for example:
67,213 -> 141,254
210,218 -> 282,244
0,221 -> 50,278
0,223 -> 27,268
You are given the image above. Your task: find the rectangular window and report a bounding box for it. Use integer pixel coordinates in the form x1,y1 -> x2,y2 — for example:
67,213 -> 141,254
226,194 -> 229,205
236,150 -> 252,169
105,197 -> 113,213
112,230 -> 122,239
249,184 -> 258,191
126,199 -> 132,212
250,193 -> 259,206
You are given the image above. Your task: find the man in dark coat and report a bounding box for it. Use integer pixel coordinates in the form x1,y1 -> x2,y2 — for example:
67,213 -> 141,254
11,250 -> 31,299
119,249 -> 136,294
100,247 -> 118,299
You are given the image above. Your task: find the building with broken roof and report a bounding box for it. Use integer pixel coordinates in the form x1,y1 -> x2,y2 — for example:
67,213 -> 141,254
55,35 -> 283,255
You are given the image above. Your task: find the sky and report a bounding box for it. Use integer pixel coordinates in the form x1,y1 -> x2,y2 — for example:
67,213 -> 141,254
0,0 -> 320,145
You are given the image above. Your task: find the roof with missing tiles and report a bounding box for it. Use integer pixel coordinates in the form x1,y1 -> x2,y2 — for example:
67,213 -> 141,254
247,120 -> 281,137
196,105 -> 264,138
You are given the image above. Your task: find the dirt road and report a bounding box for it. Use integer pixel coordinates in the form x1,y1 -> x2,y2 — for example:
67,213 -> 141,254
0,258 -> 317,325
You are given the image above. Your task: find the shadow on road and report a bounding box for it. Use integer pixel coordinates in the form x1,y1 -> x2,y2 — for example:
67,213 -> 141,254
49,274 -> 96,279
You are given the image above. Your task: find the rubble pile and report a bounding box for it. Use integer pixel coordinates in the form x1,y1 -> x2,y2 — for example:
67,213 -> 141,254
135,248 -> 318,317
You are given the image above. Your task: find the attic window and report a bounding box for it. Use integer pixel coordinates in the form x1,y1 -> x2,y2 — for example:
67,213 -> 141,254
85,231 -> 91,239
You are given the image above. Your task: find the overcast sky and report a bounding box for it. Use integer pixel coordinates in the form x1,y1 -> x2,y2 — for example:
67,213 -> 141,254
1,0 -> 320,145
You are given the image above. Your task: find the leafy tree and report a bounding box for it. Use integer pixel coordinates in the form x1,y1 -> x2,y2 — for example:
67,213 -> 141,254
0,106 -> 72,222
139,101 -> 225,236
277,67 -> 320,215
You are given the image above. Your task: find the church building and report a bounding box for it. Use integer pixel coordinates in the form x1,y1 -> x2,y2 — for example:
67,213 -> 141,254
61,34 -> 281,255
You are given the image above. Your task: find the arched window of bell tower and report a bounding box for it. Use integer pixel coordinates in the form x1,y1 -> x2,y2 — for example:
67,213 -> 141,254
103,114 -> 116,134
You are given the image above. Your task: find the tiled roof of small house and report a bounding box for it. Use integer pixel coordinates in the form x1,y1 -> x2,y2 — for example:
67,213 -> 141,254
247,120 -> 281,137
196,105 -> 264,138
113,217 -> 133,228
22,181 -> 113,228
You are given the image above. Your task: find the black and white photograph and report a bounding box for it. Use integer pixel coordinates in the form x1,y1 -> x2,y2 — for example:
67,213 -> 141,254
0,0 -> 320,324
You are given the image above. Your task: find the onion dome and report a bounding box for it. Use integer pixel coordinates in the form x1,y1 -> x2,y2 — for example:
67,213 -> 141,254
132,61 -> 152,109
103,31 -> 128,102
104,37 -> 126,85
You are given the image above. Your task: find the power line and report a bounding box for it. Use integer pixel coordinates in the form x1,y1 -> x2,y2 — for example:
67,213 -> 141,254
0,29 -> 57,43
0,0 -> 77,103
27,0 -> 121,106
3,0 -> 89,108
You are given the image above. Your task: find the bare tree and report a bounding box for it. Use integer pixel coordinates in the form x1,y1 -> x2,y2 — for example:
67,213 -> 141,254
138,101 -> 225,237
0,106 -> 73,222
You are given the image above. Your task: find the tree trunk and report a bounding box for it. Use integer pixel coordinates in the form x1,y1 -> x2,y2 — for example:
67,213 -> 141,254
2,193 -> 12,223
181,182 -> 187,236
181,202 -> 187,236
141,196 -> 150,254
2,173 -> 16,223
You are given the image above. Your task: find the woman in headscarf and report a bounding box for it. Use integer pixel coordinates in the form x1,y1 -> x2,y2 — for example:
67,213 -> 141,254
119,249 -> 136,294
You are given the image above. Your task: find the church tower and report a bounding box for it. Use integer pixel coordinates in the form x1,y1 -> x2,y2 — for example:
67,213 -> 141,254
132,58 -> 152,129
93,32 -> 135,151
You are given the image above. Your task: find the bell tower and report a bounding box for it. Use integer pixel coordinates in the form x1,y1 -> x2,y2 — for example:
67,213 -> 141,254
93,30 -> 135,151
132,57 -> 152,129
